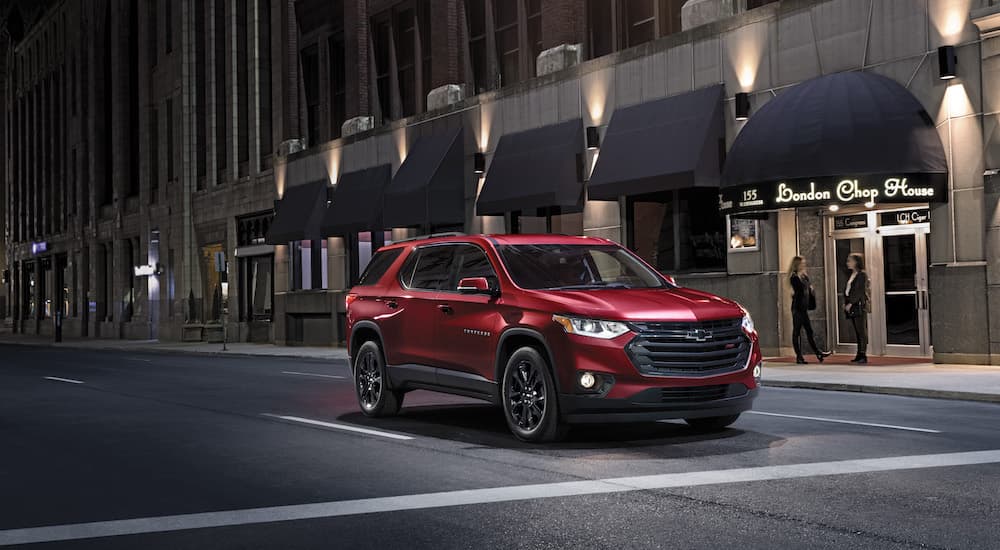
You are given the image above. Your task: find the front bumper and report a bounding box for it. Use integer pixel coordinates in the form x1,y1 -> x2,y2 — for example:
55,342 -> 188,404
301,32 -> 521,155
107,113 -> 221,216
559,385 -> 758,424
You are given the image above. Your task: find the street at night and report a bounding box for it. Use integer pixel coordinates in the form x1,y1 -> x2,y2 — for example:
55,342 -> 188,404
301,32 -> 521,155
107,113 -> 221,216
2,345 -> 1000,549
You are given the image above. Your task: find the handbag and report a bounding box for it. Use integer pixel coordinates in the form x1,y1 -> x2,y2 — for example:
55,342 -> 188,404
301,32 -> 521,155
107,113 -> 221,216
807,287 -> 817,311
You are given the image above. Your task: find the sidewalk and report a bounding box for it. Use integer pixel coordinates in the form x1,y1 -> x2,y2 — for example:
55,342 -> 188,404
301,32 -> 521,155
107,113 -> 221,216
763,355 -> 1000,404
0,332 -> 349,361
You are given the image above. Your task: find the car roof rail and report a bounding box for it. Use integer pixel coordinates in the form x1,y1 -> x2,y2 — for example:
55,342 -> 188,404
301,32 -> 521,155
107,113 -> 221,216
393,231 -> 467,243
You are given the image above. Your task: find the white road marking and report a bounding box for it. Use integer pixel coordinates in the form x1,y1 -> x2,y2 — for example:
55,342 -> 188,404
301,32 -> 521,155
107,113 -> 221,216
43,376 -> 84,385
260,414 -> 413,441
3,449 -> 999,546
746,410 -> 941,433
281,371 -> 345,380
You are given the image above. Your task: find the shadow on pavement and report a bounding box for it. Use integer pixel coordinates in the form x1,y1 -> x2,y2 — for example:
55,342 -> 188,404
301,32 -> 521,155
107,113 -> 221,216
339,403 -> 784,457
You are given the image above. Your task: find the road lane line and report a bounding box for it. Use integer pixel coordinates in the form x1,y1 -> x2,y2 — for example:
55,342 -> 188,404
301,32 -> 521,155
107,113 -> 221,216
260,414 -> 413,441
3,449 -> 999,546
43,376 -> 84,385
746,410 -> 941,433
281,371 -> 346,380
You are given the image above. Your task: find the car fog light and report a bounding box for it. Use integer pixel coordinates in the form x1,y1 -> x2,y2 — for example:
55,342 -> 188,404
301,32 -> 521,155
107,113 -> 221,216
753,364 -> 762,380
579,372 -> 597,389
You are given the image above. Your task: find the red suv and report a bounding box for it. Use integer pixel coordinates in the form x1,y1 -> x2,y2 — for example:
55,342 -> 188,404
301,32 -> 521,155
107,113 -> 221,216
346,234 -> 761,442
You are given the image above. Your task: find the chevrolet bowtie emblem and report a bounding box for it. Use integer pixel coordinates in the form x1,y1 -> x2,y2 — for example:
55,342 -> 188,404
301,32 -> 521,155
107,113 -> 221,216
686,329 -> 713,342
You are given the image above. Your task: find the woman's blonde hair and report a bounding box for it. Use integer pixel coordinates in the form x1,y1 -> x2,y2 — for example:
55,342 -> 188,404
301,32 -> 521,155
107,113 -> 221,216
788,256 -> 804,277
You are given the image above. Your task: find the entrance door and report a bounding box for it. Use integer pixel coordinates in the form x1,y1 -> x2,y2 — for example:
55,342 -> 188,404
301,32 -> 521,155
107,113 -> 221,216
826,208 -> 931,357
877,227 -> 931,356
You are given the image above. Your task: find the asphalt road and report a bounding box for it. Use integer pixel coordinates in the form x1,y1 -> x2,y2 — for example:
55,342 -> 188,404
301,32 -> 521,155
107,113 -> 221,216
2,344 -> 999,549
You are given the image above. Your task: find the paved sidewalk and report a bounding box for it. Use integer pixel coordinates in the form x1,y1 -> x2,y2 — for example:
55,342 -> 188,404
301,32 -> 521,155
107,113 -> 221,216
763,355 -> 1000,403
0,333 -> 349,361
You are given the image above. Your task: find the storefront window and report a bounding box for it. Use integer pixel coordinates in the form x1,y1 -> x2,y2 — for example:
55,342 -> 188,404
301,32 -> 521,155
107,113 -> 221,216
201,243 -> 225,322
291,239 -> 328,290
627,188 -> 726,273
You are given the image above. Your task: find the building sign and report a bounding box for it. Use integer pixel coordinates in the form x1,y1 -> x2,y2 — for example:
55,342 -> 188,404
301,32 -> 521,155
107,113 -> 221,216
834,214 -> 868,230
727,217 -> 759,251
880,208 -> 930,226
134,264 -> 157,277
30,241 -> 48,255
719,173 -> 948,214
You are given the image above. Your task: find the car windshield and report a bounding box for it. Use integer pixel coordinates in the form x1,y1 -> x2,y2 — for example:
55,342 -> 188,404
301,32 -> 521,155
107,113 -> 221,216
497,244 -> 669,290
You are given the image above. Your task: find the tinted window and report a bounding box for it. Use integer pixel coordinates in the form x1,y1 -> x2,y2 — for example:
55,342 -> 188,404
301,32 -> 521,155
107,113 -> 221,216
498,244 -> 667,290
454,245 -> 499,289
356,248 -> 402,286
406,246 -> 456,290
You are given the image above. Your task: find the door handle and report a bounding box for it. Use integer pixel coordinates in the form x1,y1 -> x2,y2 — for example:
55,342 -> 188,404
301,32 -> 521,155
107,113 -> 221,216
385,300 -> 399,309
437,304 -> 453,314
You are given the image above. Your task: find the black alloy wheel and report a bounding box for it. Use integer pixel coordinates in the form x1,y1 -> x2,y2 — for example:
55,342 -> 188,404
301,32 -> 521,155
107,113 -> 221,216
501,346 -> 566,442
354,340 -> 402,417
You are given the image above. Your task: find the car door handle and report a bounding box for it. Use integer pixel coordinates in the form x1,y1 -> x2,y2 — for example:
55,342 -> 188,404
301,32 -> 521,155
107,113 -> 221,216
385,300 -> 399,309
437,304 -> 453,314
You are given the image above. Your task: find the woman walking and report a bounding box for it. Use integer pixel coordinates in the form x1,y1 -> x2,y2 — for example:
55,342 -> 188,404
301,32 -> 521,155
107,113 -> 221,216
789,256 -> 832,364
844,253 -> 870,364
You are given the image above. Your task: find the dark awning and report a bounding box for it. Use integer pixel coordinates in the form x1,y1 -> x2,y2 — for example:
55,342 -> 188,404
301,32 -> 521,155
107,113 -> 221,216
384,127 -> 465,229
476,118 -> 583,216
588,85 -> 724,200
265,180 -> 329,244
720,71 -> 948,214
321,164 -> 391,236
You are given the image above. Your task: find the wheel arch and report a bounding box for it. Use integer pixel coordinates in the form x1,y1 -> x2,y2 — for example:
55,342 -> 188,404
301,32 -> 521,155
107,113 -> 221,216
494,328 -> 562,394
350,321 -> 384,373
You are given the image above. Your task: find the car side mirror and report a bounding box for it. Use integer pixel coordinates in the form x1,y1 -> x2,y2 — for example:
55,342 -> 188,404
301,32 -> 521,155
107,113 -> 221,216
458,277 -> 499,297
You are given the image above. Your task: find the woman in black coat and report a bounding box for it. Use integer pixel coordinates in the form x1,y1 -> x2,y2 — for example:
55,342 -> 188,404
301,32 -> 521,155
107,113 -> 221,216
789,256 -> 832,364
844,253 -> 870,364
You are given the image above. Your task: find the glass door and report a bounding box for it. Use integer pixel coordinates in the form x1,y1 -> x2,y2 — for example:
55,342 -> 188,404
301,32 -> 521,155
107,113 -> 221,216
877,227 -> 931,356
826,208 -> 931,357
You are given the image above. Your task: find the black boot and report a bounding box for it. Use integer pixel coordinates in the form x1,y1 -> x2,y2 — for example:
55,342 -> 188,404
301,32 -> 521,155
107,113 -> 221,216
795,356 -> 808,365
855,354 -> 868,364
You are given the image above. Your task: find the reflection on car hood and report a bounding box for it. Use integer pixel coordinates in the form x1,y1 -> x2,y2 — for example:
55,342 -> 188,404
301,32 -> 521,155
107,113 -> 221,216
531,287 -> 744,322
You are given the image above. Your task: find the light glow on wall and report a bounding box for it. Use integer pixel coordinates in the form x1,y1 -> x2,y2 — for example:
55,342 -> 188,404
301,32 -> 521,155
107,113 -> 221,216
326,147 -> 342,186
939,81 -> 973,120
583,69 -> 612,126
478,103 -> 494,151
394,128 -> 407,167
275,162 -> 286,198
931,0 -> 971,43
726,24 -> 767,90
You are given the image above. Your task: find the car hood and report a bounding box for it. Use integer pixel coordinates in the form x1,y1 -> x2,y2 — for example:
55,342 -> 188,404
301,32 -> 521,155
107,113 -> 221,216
531,286 -> 745,322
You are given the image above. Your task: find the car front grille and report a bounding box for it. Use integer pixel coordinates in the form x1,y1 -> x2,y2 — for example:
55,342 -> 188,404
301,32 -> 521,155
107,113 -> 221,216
626,318 -> 750,377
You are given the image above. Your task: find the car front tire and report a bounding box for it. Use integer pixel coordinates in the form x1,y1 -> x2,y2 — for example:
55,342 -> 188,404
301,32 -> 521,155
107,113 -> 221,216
684,414 -> 741,432
501,346 -> 566,443
354,340 -> 402,417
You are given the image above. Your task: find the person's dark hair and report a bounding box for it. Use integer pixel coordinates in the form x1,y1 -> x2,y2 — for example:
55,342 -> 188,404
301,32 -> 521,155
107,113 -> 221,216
848,253 -> 866,272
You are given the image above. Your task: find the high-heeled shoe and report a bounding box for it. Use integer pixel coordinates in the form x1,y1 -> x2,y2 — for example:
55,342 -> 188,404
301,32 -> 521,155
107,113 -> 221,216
855,354 -> 868,364
817,351 -> 833,363
795,357 -> 808,365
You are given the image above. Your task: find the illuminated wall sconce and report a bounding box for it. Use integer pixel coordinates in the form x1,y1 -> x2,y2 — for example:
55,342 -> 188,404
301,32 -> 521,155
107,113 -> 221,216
585,126 -> 600,150
735,92 -> 751,121
938,45 -> 957,80
474,152 -> 486,174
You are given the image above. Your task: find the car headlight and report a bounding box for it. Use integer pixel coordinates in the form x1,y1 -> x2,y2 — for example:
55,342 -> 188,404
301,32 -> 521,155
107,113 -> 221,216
552,315 -> 631,339
740,307 -> 756,334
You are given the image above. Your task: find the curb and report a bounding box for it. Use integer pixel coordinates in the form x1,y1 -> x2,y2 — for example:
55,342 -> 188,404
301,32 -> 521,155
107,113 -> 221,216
763,380 -> 1000,404
0,340 -> 349,363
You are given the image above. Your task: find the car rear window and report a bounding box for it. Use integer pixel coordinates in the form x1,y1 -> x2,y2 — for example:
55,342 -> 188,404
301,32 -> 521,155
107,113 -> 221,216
356,248 -> 403,286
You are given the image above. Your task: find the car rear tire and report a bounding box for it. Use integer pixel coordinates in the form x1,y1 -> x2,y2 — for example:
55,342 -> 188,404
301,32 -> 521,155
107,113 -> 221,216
684,414 -> 740,432
501,346 -> 566,443
354,340 -> 402,417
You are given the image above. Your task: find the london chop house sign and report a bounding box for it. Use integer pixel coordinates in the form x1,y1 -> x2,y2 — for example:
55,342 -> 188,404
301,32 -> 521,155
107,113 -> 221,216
719,174 -> 947,214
